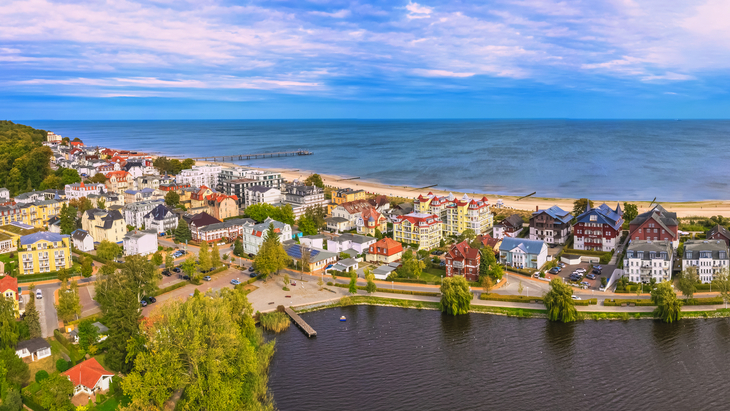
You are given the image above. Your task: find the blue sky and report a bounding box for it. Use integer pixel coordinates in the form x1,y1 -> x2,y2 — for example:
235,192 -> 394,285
2,0 -> 730,119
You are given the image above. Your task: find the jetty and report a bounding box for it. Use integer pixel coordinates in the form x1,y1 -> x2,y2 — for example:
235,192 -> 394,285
187,150 -> 313,162
284,307 -> 317,337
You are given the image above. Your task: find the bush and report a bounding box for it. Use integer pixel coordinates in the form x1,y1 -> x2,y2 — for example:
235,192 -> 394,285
604,299 -> 655,306
153,281 -> 188,297
573,298 -> 598,306
282,286 -> 290,291
35,370 -> 49,383
327,282 -> 333,286
259,311 -> 290,333
480,293 -> 543,303
97,393 -> 107,403
683,297 -> 724,305
56,358 -> 71,372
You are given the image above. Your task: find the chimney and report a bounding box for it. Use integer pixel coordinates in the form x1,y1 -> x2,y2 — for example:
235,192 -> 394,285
536,205 -> 539,212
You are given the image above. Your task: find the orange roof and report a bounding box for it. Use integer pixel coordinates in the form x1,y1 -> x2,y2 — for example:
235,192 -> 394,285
70,141 -> 84,147
104,170 -> 129,180
63,358 -> 114,389
0,276 -> 18,301
370,238 -> 403,256
205,193 -> 238,202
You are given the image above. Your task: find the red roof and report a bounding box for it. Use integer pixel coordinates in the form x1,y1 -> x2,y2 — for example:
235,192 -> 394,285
369,238 -> 403,256
63,358 -> 114,389
0,276 -> 18,301
205,193 -> 238,203
70,141 -> 84,147
105,170 -> 129,180
447,241 -> 480,261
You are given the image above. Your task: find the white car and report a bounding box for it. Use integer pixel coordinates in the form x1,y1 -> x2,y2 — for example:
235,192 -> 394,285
35,289 -> 43,299
571,295 -> 581,300
575,268 -> 586,273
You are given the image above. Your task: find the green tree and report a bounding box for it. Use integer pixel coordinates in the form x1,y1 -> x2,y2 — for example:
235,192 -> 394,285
97,198 -> 106,210
397,249 -> 425,279
35,370 -> 49,383
181,158 -> 195,169
623,202 -> 639,224
59,204 -> 76,235
491,263 -> 504,280
365,269 -> 377,293
297,216 -> 318,236
304,173 -> 324,189
543,278 -> 578,323
56,358 -> 71,372
151,251 -> 163,266
572,198 -> 594,218
37,372 -> 74,411
174,218 -> 192,243
39,174 -> 61,190
56,281 -> 81,323
233,238 -> 244,257
182,254 -> 198,280
97,240 -> 122,260
651,281 -> 682,323
303,206 -> 327,230
348,272 -> 358,294
119,255 -> 160,303
89,173 -> 107,184
518,280 -> 524,295
76,319 -> 98,351
0,296 -> 19,349
480,246 -> 497,277
56,267 -> 70,283
164,191 -> 180,208
58,168 -> 81,186
198,241 -> 212,273
481,275 -> 493,294
211,242 -> 221,269
440,276 -> 472,315
339,252 -> 351,260
713,268 -> 730,309
0,387 -> 21,411
164,252 -> 174,269
677,266 -> 698,300
457,229 -> 476,243
253,224 -> 290,279
0,346 -> 30,386
24,288 -> 42,339
81,256 -> 93,278
299,245 -> 310,279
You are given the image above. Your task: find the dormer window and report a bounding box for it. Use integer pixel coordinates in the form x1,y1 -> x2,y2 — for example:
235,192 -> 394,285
589,215 -> 597,222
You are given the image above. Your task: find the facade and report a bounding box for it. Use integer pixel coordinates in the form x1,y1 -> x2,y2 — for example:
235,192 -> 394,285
65,182 -> 106,200
357,208 -> 388,236
63,358 -> 115,397
123,199 -> 164,229
682,240 -> 729,283
414,192 -> 493,236
133,175 -> 161,191
332,188 -> 366,205
707,225 -> 730,247
445,241 -> 481,282
327,233 -> 376,255
177,165 -> 222,189
205,193 -> 238,220
366,238 -> 404,263
529,205 -> 573,244
104,170 -> 132,194
325,217 -> 350,232
13,191 -> 45,204
88,192 -> 124,208
624,240 -> 674,283
123,188 -> 162,205
195,218 -> 255,243
123,230 -> 158,256
0,275 -> 20,317
393,212 -> 443,251
184,212 -> 222,240
220,178 -> 258,208
332,199 -> 375,231
0,205 -> 23,226
18,200 -> 64,228
143,204 -> 178,234
573,203 -> 624,252
498,237 -> 548,270
242,218 -> 293,255
19,232 -> 72,274
244,186 -> 282,209
284,244 -> 338,273
493,214 -> 525,240
81,209 -> 126,244
0,188 -> 9,202
283,183 -> 328,218
628,204 -> 679,248
218,167 -> 283,195
71,229 -> 94,252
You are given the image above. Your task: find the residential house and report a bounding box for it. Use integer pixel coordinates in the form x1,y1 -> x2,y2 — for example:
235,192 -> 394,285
87,192 -> 124,209
15,338 -> 51,362
18,232 -> 72,274
70,322 -> 109,344
707,225 -> 730,247
177,165 -> 221,189
205,193 -> 238,220
300,234 -> 327,250
71,229 -> 94,252
282,183 -> 328,218
183,212 -> 222,240
326,233 -> 376,255
284,244 -> 338,273
332,258 -> 358,273
123,188 -> 162,205
366,238 -> 403,264
0,230 -> 15,254
325,217 -> 349,232
180,186 -> 214,213
47,216 -> 61,233
331,199 -> 375,231
629,204 -> 679,248
573,203 -> 624,252
624,240 -> 675,283
123,199 -> 164,229
242,218 -> 293,255
357,208 -> 387,236
244,186 -> 282,209
13,191 -> 46,204
445,241 -> 481,282
19,200 -> 64,228
476,233 -> 499,251
65,182 -> 106,200
143,204 -> 178,234
81,209 -> 126,244
498,237 -> 548,270
493,214 -> 525,240
123,230 -> 158,256
195,218 -> 255,243
529,205 -> 573,244
414,192 -> 493,236
393,213 -> 443,251
332,188 -> 366,205
682,240 -> 728,283
133,175 -> 161,191
0,275 -> 20,317
104,170 -> 132,194
158,182 -> 191,192
123,161 -> 157,179
0,188 -> 9,202
63,358 -> 115,398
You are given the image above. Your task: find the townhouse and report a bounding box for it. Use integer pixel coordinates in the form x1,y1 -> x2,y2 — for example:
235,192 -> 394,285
414,192 -> 492,236
18,232 -> 72,275
573,203 -> 624,252
242,218 -> 293,255
624,240 -> 674,283
498,237 -> 548,270
529,205 -> 573,244
682,240 -> 729,283
81,209 -> 126,244
628,204 -> 679,248
445,240 -> 481,282
123,199 -> 164,229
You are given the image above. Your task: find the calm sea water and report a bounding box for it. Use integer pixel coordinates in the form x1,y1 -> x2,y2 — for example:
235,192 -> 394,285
24,120 -> 730,201
266,306 -> 730,411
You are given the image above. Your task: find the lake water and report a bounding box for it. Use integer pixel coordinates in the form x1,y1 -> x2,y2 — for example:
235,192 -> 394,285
266,306 -> 730,411
24,119 -> 730,200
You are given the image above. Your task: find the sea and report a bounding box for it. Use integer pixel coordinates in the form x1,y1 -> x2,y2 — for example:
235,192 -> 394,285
24,119 -> 730,201
266,305 -> 730,411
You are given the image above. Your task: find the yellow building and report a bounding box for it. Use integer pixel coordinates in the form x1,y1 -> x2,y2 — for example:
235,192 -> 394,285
18,232 -> 72,275
332,188 -> 366,205
19,200 -> 64,228
82,209 -> 127,244
393,212 -> 443,250
414,192 -> 493,236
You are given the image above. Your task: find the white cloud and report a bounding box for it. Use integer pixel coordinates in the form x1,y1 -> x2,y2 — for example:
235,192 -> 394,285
310,9 -> 350,18
413,69 -> 475,77
406,1 -> 433,19
641,72 -> 694,82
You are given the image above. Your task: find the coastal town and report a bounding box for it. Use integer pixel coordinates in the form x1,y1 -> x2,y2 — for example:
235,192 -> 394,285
1,121 -> 729,410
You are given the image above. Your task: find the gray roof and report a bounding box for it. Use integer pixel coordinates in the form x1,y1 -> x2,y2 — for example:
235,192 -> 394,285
123,229 -> 157,240
302,234 -> 327,240
199,218 -> 256,233
502,214 -> 524,228
532,205 -> 573,224
245,185 -> 277,193
683,240 -> 728,260
373,265 -> 397,275
629,205 -> 678,238
337,257 -> 358,267
332,233 -> 374,244
625,240 -> 673,260
341,249 -> 360,258
85,209 -> 124,229
707,224 -> 730,240
499,237 -> 546,255
71,229 -> 91,242
326,217 -> 349,224
16,337 -> 51,353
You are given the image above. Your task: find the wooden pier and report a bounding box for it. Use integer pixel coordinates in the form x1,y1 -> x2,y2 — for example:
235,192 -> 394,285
284,307 -> 317,337
187,150 -> 313,162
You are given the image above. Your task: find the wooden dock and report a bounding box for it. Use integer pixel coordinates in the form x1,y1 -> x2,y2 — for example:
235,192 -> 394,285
284,307 -> 317,337
187,150 -> 313,162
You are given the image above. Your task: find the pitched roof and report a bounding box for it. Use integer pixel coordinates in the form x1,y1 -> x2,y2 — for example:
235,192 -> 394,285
361,208 -> 384,228
683,240 -> 728,260
63,358 -> 114,389
332,233 -> 375,244
16,337 -> 51,353
370,238 -> 403,256
448,240 -> 480,260
183,212 -> 221,228
337,199 -> 373,215
0,275 -> 18,300
532,205 -> 573,224
71,229 -> 92,242
20,232 -> 69,246
144,204 -> 173,221
476,234 -> 498,249
626,240 -> 673,260
502,214 -> 524,228
499,237 -> 546,255
576,203 -> 624,230
629,204 -> 678,237
708,224 -> 730,240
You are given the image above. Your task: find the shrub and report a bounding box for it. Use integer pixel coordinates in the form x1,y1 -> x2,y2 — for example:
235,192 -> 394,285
56,358 -> 71,372
259,311 -> 290,333
282,286 -> 290,291
604,299 -> 656,306
480,293 -> 543,303
35,370 -> 49,383
327,281 -> 333,286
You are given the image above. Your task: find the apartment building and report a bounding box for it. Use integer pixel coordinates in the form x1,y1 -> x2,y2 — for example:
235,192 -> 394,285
393,212 -> 443,251
414,192 -> 492,236
18,232 -> 72,275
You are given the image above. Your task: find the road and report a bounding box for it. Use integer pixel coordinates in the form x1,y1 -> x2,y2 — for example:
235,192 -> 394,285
33,283 -> 60,337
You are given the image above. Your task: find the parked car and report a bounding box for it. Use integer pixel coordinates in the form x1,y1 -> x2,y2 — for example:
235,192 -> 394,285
586,274 -> 596,280
141,299 -> 148,307
575,268 -> 586,273
593,265 -> 603,270
180,250 -> 187,255
571,295 -> 581,300
592,268 -> 602,275
326,264 -> 333,269
172,267 -> 181,273
231,279 -> 241,285
203,276 -> 212,281
548,267 -> 560,274
162,270 -> 171,276
35,289 -> 42,299
580,281 -> 590,286
599,286 -> 606,291
291,281 -> 296,286
248,253 -> 255,258
249,272 -> 257,278
439,261 -> 446,267
248,266 -> 255,272
148,296 -> 157,303
558,262 -> 566,268
182,275 -> 190,280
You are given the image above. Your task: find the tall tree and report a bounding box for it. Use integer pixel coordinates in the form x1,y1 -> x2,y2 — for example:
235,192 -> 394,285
97,198 -> 106,210
211,242 -> 221,269
0,346 -> 30,386
164,252 -> 174,269
81,256 -> 93,278
182,254 -> 198,280
174,218 -> 192,243
24,287 -> 42,339
677,266 -> 698,300
89,173 -> 107,184
440,276 -> 472,315
56,280 -> 81,323
164,190 -> 180,208
713,269 -> 730,309
198,241 -> 212,272
232,238 -> 244,257
651,281 -> 682,323
253,224 -> 290,279
152,251 -> 163,266
0,295 -> 19,349
543,278 -> 578,323
456,229 -> 477,243
304,173 -> 324,189
365,269 -> 377,293
303,206 -> 327,230
96,240 -> 122,260
623,202 -> 639,224
59,204 -> 76,235
76,319 -> 98,351
397,249 -> 425,279
37,372 -> 74,411
119,255 -> 159,303
300,245 -> 310,279
297,216 -> 317,236
348,272 -> 358,294
572,198 -> 594,219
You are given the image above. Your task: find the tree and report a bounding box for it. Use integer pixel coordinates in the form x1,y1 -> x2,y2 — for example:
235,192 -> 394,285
89,173 -> 107,184
283,273 -> 290,286
37,372 -> 74,411
572,198 -> 594,219
0,387 -> 21,411
56,267 -> 70,284
365,269 -> 377,293
651,281 -> 682,323
97,198 -> 106,210
58,168 -> 81,186
164,251 -> 174,269
198,241 -> 212,273
77,319 -> 98,351
518,280 -> 524,295
0,296 -> 19,349
56,358 -> 71,372
303,206 -> 327,230
457,229 -> 476,243
440,276 -> 472,315
152,251 -> 163,266
233,238 -> 244,257
24,290 -> 42,339
297,216 -> 318,236
480,246 -> 497,277
677,266 -> 698,300
0,346 -> 29,386
56,280 -> 81,323
543,278 -> 578,323
299,245 -> 310,279
35,370 -> 49,383
348,272 -> 358,294
164,191 -> 180,208
491,263 -> 504,280
374,228 -> 383,240
97,240 -> 121,261
304,173 -> 324,189
120,255 -> 159,303
69,197 -> 93,215
339,252 -> 351,260
713,269 -> 730,309
59,204 -> 76,235
182,254 -> 198,280
397,249 -> 425,279
174,218 -> 192,243
211,242 -> 221,269
481,275 -> 493,294
81,256 -> 93,278
181,158 -> 195,169
253,223 -> 290,279
623,202 -> 638,225
39,174 -> 61,190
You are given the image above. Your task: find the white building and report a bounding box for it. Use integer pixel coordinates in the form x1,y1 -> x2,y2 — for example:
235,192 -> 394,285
65,182 -> 106,200
123,199 -> 164,229
242,218 -> 293,255
282,183 -> 328,218
0,188 -> 9,202
244,186 -> 282,209
71,229 -> 94,252
123,230 -> 158,256
623,240 -> 674,283
46,131 -> 62,143
13,191 -> 46,204
681,240 -> 728,283
15,338 -> 52,362
219,167 -> 283,188
498,237 -> 548,270
326,233 -> 376,255
177,165 -> 222,189
143,204 -> 178,234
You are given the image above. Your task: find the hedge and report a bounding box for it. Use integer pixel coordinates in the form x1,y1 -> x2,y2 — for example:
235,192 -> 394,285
480,293 -> 544,303
386,278 -> 429,284
74,250 -> 121,268
332,283 -> 439,297
54,330 -> 83,364
504,266 -> 536,276
153,281 -> 188,297
682,297 -> 724,305
604,299 -> 656,306
573,298 -> 598,306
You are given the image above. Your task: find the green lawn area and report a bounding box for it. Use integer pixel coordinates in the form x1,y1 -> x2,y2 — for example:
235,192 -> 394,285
96,397 -> 120,411
0,252 -> 15,264
95,353 -> 107,369
421,267 -> 446,282
0,224 -> 41,235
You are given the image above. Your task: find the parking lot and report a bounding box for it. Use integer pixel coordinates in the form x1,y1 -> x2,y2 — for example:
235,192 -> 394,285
549,260 -> 608,291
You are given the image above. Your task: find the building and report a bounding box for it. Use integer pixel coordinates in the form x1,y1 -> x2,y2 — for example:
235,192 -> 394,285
300,234 -> 327,250
325,217 -> 350,232
0,275 -> 20,317
393,213 -> 443,251
244,186 -> 282,209
498,237 -> 548,270
177,165 -> 222,189
104,170 -> 132,194
71,229 -> 94,252
47,131 -> 62,142
143,204 -> 178,234
707,225 -> 730,247
0,205 -> 23,226
445,241 -> 481,282
205,193 -> 238,220
284,244 -> 338,273
332,258 -> 359,273
158,182 -> 191,192
218,167 -> 283,200
414,192 -> 493,236
682,240 -> 728,283
282,183 -> 328,218
366,238 -> 403,264
13,191 -> 45,204
493,214 -> 525,240
63,358 -> 115,398
123,188 -> 162,205
357,208 -> 387,236
242,218 -> 293,255
529,205 -> 573,244
15,338 -> 51,362
195,218 -> 255,243
18,232 -> 72,274
0,188 -> 8,202
332,188 -> 366,205
624,240 -> 674,283
184,212 -> 222,240
87,192 -> 124,208
220,179 -> 258,208
18,200 -> 64,228
331,199 -> 375,231
65,182 -> 106,200
327,233 -> 376,255
123,230 -> 158,256
133,175 -> 161,191
81,209 -> 126,244
628,204 -> 679,247
476,233 -> 499,251
123,199 -> 164,229
573,203 -> 624,252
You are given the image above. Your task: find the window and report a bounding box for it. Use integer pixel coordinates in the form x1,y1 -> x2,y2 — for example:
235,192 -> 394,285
590,215 -> 597,221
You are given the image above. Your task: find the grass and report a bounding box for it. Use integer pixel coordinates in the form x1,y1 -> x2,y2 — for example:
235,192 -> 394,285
95,353 -> 107,369
0,224 -> 41,235
259,311 -> 291,333
421,267 -> 446,282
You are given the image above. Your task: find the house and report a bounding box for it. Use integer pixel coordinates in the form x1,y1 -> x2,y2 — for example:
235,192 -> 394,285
71,229 -> 94,252
529,205 -> 573,244
476,233 -> 499,251
332,257 -> 359,273
133,175 -> 161,191
242,218 -> 293,255
284,244 -> 338,273
331,199 -> 374,231
299,234 -> 327,250
624,240 -> 674,283
82,209 -> 126,244
177,165 -> 222,189
393,213 -> 443,251
87,192 -> 124,208
373,264 -> 398,280
498,237 -> 548,270
13,191 -> 45,204
64,182 -> 106,200
123,230 -> 158,256
282,183 -> 329,218
123,199 -> 164,229
0,188 -> 9,202
357,208 -> 387,236
63,358 -> 115,397
326,233 -> 376,255
0,275 -> 20,317
143,204 -> 178,234
573,203 -> 624,252
158,182 -> 191,192
205,193 -> 238,220
16,338 -> 52,361
325,217 -> 350,233
0,230 -> 15,254
493,214 -> 525,240
682,240 -> 728,283
707,225 -> 730,247
184,212 -> 222,240
445,241 -> 481,282
123,188 -> 162,205
628,204 -> 679,248
70,322 -> 109,344
366,238 -> 403,264
18,200 -> 64,228
332,188 -> 366,205
414,192 -> 493,236
19,232 -> 72,274
104,170 -> 131,194
195,218 -> 255,243
244,186 -> 282,209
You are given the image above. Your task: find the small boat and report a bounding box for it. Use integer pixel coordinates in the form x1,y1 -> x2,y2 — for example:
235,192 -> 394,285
340,316 -> 347,322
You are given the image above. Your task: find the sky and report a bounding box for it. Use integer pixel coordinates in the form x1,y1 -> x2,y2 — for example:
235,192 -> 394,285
2,0 -> 730,119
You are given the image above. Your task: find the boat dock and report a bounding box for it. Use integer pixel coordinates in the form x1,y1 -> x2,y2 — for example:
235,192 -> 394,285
188,150 -> 313,162
284,307 -> 317,337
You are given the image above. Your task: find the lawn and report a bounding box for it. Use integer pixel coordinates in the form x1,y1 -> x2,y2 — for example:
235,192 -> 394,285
421,267 -> 446,282
0,252 -> 15,264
